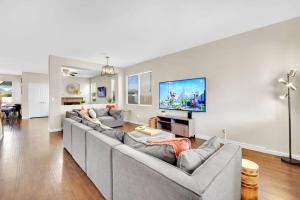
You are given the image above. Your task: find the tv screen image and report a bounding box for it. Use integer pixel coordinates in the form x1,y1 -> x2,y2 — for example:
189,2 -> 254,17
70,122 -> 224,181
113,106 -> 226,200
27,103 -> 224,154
97,87 -> 106,97
159,78 -> 206,112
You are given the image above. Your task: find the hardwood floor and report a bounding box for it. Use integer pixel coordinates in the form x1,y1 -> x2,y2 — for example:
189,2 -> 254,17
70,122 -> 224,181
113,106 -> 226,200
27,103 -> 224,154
0,119 -> 299,200
0,118 -> 104,200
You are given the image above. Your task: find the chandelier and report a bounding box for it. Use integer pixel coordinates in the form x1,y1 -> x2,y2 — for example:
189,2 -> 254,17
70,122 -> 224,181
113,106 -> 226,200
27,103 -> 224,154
101,56 -> 116,76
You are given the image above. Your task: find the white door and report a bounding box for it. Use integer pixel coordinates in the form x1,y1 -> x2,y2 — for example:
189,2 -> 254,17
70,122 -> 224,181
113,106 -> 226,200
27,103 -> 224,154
28,83 -> 49,118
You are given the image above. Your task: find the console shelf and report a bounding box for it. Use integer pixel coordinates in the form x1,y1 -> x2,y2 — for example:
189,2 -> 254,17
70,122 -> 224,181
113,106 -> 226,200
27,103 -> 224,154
156,115 -> 195,138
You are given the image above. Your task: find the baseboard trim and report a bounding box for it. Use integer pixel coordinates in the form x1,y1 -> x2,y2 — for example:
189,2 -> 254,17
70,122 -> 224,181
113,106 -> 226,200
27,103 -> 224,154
196,134 -> 300,160
48,128 -> 62,133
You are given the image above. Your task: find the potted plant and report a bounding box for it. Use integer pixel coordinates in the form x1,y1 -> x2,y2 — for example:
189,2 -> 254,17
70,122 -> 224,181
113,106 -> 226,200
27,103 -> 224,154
107,97 -> 113,103
92,92 -> 96,102
80,99 -> 86,104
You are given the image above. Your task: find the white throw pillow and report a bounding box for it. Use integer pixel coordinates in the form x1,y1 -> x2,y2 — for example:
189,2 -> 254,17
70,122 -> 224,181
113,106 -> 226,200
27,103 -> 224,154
89,109 -> 97,119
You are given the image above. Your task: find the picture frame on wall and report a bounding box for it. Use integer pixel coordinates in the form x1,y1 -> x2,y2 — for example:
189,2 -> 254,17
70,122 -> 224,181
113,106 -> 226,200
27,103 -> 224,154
97,87 -> 106,97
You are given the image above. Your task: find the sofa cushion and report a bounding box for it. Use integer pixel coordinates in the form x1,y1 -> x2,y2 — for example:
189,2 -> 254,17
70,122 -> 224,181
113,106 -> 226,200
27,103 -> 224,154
98,116 -> 115,121
66,111 -> 78,118
94,128 -> 125,142
124,134 -> 177,165
89,108 -> 97,119
93,108 -> 109,117
109,109 -> 122,119
82,118 -> 99,129
177,136 -> 220,174
149,138 -> 191,157
71,116 -> 82,123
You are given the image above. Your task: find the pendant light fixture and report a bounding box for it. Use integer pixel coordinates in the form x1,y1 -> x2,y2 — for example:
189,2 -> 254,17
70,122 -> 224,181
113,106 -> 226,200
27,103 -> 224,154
101,56 -> 116,77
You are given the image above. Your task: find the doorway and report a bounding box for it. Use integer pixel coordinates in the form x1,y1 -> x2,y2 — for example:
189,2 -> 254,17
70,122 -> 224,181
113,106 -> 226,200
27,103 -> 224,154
28,83 -> 49,118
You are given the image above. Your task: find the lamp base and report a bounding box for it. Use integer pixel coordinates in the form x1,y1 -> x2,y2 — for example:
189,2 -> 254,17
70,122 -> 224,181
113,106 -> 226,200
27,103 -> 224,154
281,157 -> 300,165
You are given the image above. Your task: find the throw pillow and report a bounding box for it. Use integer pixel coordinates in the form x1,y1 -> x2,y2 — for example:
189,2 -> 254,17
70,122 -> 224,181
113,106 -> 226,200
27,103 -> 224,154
89,108 -> 97,119
177,136 -> 221,174
80,107 -> 89,119
149,138 -> 191,157
124,134 -> 177,165
93,108 -> 108,117
109,109 -> 122,120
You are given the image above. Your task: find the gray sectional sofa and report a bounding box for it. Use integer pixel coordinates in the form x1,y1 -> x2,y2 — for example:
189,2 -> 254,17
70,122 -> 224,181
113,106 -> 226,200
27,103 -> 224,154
66,107 -> 124,128
63,118 -> 242,200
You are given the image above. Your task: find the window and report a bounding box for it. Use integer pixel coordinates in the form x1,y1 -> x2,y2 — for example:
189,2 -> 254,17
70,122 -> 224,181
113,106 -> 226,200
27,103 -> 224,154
91,82 -> 96,102
127,71 -> 152,105
111,78 -> 116,103
0,81 -> 12,103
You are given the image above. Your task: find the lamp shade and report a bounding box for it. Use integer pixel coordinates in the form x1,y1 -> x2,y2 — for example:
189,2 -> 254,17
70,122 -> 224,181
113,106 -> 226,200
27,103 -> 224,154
279,93 -> 288,100
288,69 -> 297,77
287,83 -> 297,91
278,78 -> 288,85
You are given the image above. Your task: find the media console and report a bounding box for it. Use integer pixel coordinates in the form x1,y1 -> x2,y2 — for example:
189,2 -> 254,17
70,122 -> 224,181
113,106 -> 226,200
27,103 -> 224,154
156,115 -> 195,138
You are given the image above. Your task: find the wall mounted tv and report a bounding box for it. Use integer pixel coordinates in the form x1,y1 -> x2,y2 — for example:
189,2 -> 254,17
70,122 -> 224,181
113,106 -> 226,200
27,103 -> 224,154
159,78 -> 206,112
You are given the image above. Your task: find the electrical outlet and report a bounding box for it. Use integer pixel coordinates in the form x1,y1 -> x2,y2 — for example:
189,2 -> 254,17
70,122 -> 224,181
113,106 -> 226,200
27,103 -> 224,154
222,128 -> 227,140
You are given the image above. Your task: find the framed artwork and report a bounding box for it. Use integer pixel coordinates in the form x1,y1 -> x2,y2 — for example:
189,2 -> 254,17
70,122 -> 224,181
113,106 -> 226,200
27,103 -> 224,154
97,87 -> 106,97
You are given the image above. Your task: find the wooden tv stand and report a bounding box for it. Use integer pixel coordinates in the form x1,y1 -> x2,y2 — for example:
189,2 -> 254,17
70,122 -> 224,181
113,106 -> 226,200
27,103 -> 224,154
156,115 -> 195,138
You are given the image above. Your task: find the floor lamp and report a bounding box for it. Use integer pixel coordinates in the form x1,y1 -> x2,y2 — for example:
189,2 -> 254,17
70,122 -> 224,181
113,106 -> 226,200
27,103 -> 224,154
278,69 -> 300,165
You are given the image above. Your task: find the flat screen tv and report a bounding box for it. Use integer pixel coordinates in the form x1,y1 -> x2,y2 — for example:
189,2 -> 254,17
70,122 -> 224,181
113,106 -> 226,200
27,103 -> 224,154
159,78 -> 206,112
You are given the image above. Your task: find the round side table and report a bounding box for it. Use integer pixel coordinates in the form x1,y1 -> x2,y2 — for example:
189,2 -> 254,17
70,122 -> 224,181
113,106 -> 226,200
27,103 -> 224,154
241,159 -> 259,200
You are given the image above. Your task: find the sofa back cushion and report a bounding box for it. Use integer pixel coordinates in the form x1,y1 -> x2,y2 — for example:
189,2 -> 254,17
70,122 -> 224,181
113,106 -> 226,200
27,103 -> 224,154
109,109 -> 122,119
94,127 -> 125,142
82,118 -> 99,129
74,110 -> 84,118
124,134 -> 177,165
149,138 -> 191,157
71,116 -> 82,123
177,136 -> 221,174
93,108 -> 109,117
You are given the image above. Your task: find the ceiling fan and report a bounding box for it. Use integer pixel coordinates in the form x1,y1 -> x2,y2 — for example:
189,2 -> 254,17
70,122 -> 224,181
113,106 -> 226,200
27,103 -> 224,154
62,68 -> 78,76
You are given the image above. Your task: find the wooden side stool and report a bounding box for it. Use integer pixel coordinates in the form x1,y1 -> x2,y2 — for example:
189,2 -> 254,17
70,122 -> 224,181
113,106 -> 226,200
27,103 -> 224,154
148,117 -> 157,129
241,159 -> 259,200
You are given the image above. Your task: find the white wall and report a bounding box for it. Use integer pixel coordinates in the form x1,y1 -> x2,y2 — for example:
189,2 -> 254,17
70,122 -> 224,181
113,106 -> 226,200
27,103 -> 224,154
0,74 -> 21,104
48,55 -> 124,132
62,76 -> 91,103
123,17 -> 300,156
21,72 -> 49,119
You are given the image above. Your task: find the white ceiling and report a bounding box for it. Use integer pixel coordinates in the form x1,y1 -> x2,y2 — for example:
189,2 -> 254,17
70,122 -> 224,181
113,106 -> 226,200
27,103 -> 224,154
0,0 -> 300,75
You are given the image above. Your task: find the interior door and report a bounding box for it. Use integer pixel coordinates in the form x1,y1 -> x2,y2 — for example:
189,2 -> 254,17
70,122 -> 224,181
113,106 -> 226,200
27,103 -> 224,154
28,83 -> 49,118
